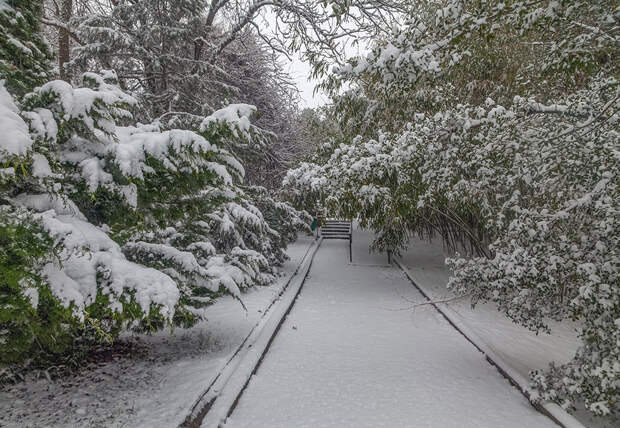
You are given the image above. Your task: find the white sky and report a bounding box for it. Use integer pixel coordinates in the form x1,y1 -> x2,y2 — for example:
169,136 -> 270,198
284,53 -> 329,109
261,6 -> 368,110
259,8 -> 328,109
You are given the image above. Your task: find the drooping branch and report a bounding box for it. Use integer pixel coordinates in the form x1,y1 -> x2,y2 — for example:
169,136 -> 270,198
210,0 -> 276,61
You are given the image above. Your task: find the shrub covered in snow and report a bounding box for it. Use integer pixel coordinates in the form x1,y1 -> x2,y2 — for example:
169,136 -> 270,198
285,0 -> 619,416
245,185 -> 313,249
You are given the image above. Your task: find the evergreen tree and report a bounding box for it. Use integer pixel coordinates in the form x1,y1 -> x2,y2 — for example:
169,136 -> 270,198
1,1 -> 310,374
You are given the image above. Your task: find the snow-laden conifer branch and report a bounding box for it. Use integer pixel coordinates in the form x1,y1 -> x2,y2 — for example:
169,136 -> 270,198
1,47 -> 310,370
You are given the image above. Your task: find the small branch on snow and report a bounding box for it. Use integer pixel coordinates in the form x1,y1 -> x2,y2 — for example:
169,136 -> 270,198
382,293 -> 472,312
404,293 -> 471,307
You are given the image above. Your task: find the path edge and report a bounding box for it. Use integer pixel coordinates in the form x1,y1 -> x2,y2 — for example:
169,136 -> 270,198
393,257 -> 587,428
182,237 -> 323,428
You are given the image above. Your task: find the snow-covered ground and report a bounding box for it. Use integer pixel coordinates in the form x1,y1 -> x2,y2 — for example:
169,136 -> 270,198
397,234 -> 616,428
3,229 -> 615,428
0,235 -> 315,428
223,232 -> 557,428
399,236 -> 579,378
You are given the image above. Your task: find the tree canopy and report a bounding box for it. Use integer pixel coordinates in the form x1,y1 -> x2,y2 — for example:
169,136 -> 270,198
284,0 -> 619,416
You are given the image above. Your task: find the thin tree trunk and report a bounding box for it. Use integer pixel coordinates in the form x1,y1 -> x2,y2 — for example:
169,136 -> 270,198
58,0 -> 73,82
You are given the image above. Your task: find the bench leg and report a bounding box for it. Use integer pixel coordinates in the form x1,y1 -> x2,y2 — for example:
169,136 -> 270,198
349,237 -> 352,263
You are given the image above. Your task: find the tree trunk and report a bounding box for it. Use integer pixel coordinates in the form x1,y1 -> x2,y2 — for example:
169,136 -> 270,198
58,0 -> 73,82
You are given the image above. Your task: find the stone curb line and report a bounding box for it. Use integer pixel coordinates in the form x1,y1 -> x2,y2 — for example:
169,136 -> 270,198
394,258 -> 586,428
181,238 -> 323,428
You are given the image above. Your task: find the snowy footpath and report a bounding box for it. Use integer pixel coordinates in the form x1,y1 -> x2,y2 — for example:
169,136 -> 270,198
223,231 -> 557,428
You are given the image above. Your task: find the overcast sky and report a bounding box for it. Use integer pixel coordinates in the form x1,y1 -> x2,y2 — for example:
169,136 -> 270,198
284,53 -> 329,109
261,7 -> 368,110
283,45 -> 366,109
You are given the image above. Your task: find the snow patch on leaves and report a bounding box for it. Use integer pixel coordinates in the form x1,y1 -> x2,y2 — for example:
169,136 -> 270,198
0,81 -> 32,160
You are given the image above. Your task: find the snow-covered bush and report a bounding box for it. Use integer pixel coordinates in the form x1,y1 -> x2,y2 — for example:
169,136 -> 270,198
1,72 -> 306,368
286,0 -> 619,416
1,71 -> 182,368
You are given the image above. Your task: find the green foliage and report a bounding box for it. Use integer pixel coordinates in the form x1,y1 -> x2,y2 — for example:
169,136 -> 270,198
246,185 -> 312,249
0,205 -> 178,377
0,207 -> 77,371
0,0 -> 53,96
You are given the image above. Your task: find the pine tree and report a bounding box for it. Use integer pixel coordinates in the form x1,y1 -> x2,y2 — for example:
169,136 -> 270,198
1,2 -> 310,374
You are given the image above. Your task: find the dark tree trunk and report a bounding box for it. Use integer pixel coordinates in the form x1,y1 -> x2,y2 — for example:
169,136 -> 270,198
58,0 -> 73,82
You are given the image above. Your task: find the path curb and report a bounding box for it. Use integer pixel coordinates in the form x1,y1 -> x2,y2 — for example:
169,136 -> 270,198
394,258 -> 586,428
181,238 -> 323,428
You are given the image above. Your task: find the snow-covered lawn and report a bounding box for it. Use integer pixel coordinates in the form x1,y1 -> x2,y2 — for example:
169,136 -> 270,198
223,232 -> 557,428
0,236 -> 315,428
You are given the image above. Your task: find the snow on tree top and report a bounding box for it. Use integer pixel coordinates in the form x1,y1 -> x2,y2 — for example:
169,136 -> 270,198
13,193 -> 87,221
14,198 -> 181,321
200,104 -> 257,139
112,125 -> 238,184
32,76 -> 136,136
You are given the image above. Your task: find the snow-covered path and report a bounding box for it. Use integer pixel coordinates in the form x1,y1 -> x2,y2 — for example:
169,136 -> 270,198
223,232 -> 556,428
